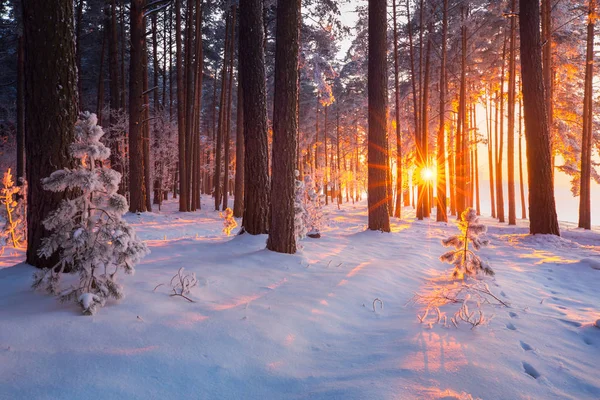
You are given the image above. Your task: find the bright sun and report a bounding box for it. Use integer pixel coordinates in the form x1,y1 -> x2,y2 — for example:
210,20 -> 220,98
421,167 -> 435,181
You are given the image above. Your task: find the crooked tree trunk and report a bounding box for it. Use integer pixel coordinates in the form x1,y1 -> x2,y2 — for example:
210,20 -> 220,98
519,0 -> 560,235
240,0 -> 270,234
23,0 -> 78,267
367,0 -> 391,232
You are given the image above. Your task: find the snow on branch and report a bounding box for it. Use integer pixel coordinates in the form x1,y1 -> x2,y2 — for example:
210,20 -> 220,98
32,112 -> 149,315
440,208 -> 494,279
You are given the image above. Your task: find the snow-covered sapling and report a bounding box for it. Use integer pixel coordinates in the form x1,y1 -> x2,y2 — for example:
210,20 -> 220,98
303,174 -> 325,238
294,170 -> 308,242
440,208 -> 494,279
220,207 -> 237,236
32,112 -> 149,315
0,168 -> 24,248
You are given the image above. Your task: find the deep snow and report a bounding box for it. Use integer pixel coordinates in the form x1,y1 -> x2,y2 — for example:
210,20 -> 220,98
0,200 -> 599,400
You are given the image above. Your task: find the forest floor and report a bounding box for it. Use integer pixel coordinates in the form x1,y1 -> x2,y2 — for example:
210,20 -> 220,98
0,199 -> 599,400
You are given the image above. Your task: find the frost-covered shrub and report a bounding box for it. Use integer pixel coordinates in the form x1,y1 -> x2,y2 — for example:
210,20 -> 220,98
440,208 -> 494,279
0,168 -> 24,248
294,170 -> 308,242
303,174 -> 325,238
220,207 -> 237,236
32,112 -> 149,315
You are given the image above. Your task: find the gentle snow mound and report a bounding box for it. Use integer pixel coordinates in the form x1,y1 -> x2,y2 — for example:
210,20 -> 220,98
580,258 -> 600,270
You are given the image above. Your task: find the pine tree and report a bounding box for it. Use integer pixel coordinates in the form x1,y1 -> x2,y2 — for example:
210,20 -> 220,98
440,208 -> 494,279
32,112 -> 149,315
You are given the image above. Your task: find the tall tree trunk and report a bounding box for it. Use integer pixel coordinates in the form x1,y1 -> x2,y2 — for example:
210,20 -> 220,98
336,108 -> 342,206
519,0 -> 560,235
23,0 -> 78,267
578,0 -> 595,230
192,0 -> 204,211
120,0 -> 126,109
267,0 -> 299,253
75,0 -> 84,108
215,13 -> 231,211
367,0 -> 391,232
96,26 -> 107,125
143,39 -> 152,212
184,0 -> 196,211
518,88 -> 526,219
436,0 -> 448,222
152,14 -> 160,113
233,81 -> 245,217
541,0 -> 554,169
128,0 -> 147,213
496,35 -> 507,223
109,0 -> 122,187
175,0 -> 188,211
485,87 -> 496,217
392,0 -> 402,218
455,6 -> 468,217
240,0 -> 270,234
16,35 -> 25,186
507,0 -> 517,225
223,7 -> 236,211
421,21 -> 432,219
324,105 -> 329,205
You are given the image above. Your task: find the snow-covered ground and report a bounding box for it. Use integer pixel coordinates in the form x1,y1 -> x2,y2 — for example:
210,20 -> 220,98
1,199 -> 599,400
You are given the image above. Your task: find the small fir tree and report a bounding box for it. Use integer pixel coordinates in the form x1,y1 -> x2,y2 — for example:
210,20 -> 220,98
440,208 -> 494,279
32,112 -> 149,315
303,174 -> 325,238
220,207 -> 237,236
294,170 -> 308,242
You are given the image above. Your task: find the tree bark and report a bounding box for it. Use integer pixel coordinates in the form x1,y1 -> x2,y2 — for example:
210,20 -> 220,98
240,0 -> 270,234
223,7 -> 236,211
175,0 -> 188,211
267,0 -> 300,253
519,0 -> 560,235
128,0 -> 147,213
367,0 -> 391,232
507,0 -> 517,225
392,0 -> 402,218
16,35 -> 25,186
436,0 -> 448,222
578,0 -> 595,230
233,80 -> 245,218
23,0 -> 78,267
